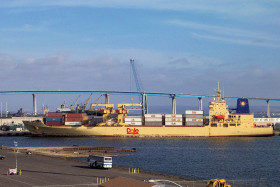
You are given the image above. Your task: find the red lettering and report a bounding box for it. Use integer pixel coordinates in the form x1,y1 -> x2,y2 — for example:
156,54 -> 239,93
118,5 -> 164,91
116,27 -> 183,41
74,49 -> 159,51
127,128 -> 139,134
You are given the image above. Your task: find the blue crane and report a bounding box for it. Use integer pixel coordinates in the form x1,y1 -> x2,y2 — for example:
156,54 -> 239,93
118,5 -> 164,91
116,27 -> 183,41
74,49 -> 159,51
130,58 -> 143,102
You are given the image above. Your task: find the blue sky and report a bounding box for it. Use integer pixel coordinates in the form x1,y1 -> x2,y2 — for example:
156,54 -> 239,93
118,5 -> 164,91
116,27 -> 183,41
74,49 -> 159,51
0,1 -> 280,112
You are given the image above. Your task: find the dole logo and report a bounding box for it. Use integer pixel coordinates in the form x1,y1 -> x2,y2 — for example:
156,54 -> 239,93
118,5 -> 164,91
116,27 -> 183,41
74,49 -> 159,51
127,128 -> 139,134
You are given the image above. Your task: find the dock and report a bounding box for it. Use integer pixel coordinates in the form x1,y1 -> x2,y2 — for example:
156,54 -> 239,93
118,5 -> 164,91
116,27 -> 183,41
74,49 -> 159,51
0,147 -> 206,187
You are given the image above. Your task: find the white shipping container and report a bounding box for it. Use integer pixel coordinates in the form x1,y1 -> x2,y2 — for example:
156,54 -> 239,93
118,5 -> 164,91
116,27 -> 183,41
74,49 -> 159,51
165,121 -> 183,126
185,118 -> 203,122
165,114 -> 182,118
254,118 -> 261,122
126,116 -> 142,118
125,118 -> 142,122
144,114 -> 162,118
65,122 -> 82,126
184,114 -> 203,119
126,121 -> 142,126
268,118 -> 280,122
16,128 -> 22,131
145,122 -> 162,126
145,118 -> 162,122
185,110 -> 203,115
185,122 -> 203,126
165,117 -> 182,122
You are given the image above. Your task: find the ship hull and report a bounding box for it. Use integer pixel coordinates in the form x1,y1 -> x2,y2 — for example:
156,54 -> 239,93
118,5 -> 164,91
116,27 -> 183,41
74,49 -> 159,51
23,121 -> 273,137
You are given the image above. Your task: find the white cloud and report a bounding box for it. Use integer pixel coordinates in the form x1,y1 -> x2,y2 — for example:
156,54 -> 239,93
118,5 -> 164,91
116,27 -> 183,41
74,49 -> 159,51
0,23 -> 45,32
1,0 -> 279,18
167,20 -> 280,41
1,51 -> 280,111
166,20 -> 280,48
192,33 -> 280,48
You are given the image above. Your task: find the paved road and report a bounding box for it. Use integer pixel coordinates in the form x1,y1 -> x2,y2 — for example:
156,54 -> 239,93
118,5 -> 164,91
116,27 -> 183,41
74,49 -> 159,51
0,148 -> 206,187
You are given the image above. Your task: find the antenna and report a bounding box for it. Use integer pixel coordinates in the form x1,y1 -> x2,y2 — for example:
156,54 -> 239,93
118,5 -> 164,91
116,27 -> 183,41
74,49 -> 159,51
214,81 -> 221,102
222,82 -> 225,99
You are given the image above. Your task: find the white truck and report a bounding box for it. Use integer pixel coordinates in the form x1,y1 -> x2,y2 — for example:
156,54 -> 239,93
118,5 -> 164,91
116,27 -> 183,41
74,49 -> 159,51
88,155 -> 112,169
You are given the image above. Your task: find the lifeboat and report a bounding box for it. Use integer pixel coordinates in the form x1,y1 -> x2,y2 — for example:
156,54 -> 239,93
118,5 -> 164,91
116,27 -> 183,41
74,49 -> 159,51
215,115 -> 225,119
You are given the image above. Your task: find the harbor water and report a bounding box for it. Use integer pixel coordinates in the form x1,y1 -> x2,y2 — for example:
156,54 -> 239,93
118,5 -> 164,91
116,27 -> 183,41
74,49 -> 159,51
1,136 -> 279,186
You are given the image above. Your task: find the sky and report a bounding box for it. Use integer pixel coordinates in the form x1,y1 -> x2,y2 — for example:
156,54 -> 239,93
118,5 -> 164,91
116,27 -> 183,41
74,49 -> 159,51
0,0 -> 280,113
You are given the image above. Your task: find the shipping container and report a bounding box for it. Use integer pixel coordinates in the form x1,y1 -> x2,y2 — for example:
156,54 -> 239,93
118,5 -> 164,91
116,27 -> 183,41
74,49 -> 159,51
46,113 -> 64,117
165,122 -> 183,126
65,113 -> 85,118
185,118 -> 203,122
253,118 -> 261,122
145,118 -> 162,122
165,117 -> 182,122
125,117 -> 142,122
65,117 -> 83,122
145,121 -> 162,126
46,117 -> 62,122
164,114 -> 182,118
65,122 -> 82,126
46,121 -> 63,126
184,114 -> 203,119
16,128 -> 23,131
126,121 -> 142,126
185,121 -> 203,126
144,114 -> 162,118
185,110 -> 203,115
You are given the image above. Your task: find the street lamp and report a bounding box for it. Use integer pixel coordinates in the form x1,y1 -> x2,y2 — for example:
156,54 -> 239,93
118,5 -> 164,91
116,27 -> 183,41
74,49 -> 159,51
14,141 -> 18,169
148,179 -> 183,187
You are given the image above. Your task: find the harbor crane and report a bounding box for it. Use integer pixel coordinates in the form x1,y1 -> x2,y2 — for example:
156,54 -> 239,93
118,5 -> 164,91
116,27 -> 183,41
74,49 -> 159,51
130,58 -> 143,101
82,94 -> 92,111
91,103 -> 115,126
130,58 -> 147,114
116,102 -> 142,125
70,95 -> 80,111
42,104 -> 49,114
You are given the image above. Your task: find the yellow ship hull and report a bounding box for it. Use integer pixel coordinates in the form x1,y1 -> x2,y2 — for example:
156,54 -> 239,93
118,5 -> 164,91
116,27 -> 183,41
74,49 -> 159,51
23,121 -> 273,137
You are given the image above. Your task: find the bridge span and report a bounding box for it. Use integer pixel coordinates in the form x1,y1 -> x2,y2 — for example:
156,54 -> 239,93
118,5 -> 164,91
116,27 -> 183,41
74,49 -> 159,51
0,90 -> 279,117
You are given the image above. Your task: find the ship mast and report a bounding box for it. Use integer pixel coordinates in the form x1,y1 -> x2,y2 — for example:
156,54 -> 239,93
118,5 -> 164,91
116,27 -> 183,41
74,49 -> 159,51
214,81 -> 222,102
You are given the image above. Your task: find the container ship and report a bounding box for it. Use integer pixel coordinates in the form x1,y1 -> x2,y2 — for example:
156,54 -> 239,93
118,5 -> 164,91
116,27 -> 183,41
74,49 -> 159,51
23,86 -> 273,137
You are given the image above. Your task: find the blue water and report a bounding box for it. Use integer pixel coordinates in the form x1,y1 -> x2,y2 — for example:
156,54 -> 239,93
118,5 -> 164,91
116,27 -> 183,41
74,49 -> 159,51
1,136 -> 279,186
